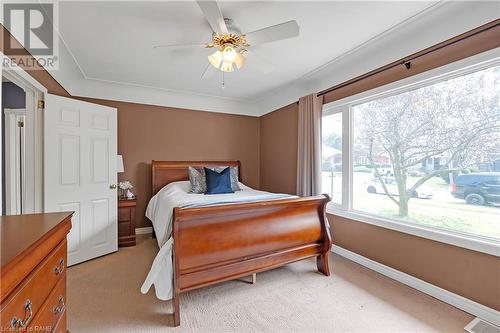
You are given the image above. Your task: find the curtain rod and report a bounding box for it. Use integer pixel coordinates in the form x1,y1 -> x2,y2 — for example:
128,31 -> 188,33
316,19 -> 500,98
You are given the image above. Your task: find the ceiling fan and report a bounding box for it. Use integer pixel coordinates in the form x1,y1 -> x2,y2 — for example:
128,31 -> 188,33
154,1 -> 300,79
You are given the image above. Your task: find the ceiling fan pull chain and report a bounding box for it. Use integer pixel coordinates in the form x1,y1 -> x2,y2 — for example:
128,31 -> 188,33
222,71 -> 225,89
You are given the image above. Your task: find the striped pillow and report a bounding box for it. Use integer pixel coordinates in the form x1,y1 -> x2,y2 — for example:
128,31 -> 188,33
188,166 -> 206,193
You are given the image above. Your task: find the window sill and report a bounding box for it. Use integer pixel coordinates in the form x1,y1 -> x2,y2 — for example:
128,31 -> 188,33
326,205 -> 500,257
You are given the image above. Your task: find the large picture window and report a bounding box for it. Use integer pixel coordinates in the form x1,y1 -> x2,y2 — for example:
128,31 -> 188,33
322,59 -> 500,244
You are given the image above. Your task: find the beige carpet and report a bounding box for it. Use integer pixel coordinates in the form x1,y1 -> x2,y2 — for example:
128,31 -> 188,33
67,235 -> 472,332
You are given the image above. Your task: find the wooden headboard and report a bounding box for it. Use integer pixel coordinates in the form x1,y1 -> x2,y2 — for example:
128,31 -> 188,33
151,160 -> 241,196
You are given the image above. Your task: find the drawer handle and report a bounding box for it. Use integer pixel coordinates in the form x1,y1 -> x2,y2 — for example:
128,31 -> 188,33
52,295 -> 65,314
10,299 -> 33,329
53,258 -> 65,275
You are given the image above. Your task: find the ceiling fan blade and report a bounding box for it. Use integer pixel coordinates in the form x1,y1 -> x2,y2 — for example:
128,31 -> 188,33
154,43 -> 208,50
245,50 -> 274,74
201,63 -> 218,79
196,1 -> 228,34
245,20 -> 299,46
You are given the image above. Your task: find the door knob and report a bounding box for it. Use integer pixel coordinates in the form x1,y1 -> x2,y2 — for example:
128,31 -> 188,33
110,184 -> 117,189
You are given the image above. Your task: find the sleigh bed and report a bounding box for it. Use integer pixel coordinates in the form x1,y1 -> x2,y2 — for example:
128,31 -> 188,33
146,160 -> 332,326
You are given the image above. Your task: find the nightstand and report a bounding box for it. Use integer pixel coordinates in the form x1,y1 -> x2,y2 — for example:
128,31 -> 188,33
118,198 -> 136,247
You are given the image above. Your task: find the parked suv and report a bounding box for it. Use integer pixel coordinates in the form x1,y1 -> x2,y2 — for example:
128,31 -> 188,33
452,172 -> 500,205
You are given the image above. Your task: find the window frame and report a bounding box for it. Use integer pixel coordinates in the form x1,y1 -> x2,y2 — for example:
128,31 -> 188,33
322,107 -> 346,208
322,48 -> 500,257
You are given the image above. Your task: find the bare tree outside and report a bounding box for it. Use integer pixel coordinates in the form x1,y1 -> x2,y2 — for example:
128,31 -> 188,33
353,65 -> 500,217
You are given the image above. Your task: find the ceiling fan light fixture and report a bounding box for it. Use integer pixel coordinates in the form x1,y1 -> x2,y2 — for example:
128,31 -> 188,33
208,50 -> 223,69
156,1 -> 300,79
220,61 -> 234,72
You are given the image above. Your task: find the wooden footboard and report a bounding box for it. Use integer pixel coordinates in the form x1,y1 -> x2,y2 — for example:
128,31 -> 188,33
171,194 -> 331,326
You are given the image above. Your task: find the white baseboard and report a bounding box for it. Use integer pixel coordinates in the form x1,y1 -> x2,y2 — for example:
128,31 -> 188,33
135,227 -> 153,235
332,245 -> 500,326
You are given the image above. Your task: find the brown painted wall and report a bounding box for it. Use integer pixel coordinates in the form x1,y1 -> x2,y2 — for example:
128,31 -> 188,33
329,215 -> 500,310
77,98 -> 260,228
259,103 -> 298,195
258,101 -> 500,311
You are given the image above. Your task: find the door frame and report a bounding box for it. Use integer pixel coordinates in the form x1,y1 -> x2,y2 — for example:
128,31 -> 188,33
2,60 -> 47,214
4,108 -> 26,214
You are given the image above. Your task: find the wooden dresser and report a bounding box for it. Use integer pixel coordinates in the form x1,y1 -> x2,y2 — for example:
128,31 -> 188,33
118,199 -> 136,247
0,212 -> 72,332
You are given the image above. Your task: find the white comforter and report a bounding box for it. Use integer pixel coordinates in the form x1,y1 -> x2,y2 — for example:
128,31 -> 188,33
140,181 -> 294,300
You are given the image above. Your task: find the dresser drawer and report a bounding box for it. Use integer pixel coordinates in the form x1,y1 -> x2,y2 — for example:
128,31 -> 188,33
118,200 -> 136,247
119,221 -> 131,237
0,240 -> 67,330
118,207 -> 131,222
29,273 -> 66,332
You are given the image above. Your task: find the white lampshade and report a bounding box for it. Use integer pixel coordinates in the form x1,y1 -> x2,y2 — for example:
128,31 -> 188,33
208,51 -> 223,69
117,155 -> 124,173
234,53 -> 246,69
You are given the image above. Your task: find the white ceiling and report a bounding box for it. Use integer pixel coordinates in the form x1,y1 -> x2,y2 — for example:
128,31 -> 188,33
58,1 -> 437,102
5,1 -> 495,116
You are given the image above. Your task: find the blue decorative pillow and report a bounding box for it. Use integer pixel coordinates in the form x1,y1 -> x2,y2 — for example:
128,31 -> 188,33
204,167 -> 234,194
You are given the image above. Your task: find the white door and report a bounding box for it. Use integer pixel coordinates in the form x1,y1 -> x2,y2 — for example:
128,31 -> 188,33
44,94 -> 118,266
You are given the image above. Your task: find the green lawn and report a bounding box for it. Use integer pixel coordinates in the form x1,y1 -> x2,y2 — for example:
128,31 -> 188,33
354,194 -> 500,239
378,207 -> 500,239
324,170 -> 500,239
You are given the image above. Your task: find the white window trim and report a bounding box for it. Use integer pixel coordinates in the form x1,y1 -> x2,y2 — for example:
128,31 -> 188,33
323,48 -> 500,257
327,206 -> 500,257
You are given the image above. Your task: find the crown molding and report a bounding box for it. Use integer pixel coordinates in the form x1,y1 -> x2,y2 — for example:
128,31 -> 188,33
73,76 -> 259,116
